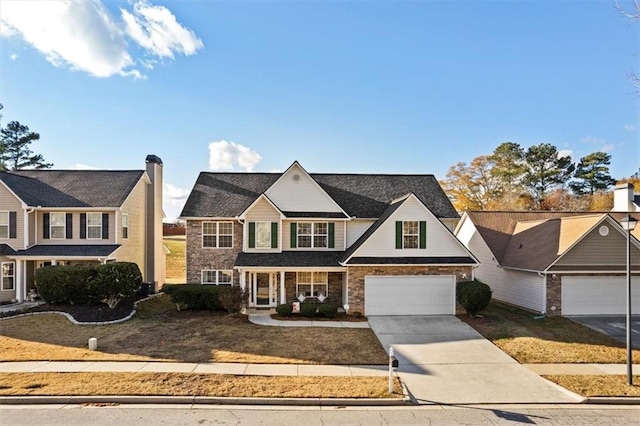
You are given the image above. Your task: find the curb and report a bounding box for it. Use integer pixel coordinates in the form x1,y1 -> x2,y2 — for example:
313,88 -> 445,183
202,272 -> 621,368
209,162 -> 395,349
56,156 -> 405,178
0,395 -> 409,406
584,397 -> 640,405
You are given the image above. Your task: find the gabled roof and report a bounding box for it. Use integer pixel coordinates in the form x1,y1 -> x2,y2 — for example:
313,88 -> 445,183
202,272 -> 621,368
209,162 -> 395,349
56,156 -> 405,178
0,244 -> 15,255
181,170 -> 459,219
0,170 -> 145,208
9,244 -> 120,257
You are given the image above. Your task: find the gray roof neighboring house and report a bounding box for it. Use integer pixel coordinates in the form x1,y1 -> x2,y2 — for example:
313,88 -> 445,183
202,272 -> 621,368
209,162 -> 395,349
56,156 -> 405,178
181,172 -> 459,219
9,245 -> 120,257
0,170 -> 145,207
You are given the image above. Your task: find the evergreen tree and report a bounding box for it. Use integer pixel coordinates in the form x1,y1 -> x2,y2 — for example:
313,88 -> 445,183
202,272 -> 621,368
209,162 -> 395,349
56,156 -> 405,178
522,143 -> 575,207
569,152 -> 616,196
0,120 -> 52,170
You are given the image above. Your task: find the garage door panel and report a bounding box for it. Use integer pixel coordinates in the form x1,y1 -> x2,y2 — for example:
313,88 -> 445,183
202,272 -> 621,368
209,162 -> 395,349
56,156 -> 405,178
562,276 -> 640,316
365,275 -> 455,316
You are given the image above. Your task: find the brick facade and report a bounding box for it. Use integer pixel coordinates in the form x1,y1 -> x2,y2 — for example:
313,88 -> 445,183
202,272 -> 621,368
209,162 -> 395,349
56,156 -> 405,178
347,265 -> 473,315
284,271 -> 345,305
186,220 -> 243,285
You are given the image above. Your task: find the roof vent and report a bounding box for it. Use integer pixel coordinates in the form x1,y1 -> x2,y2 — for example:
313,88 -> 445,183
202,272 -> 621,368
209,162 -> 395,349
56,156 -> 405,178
598,225 -> 609,237
292,173 -> 301,182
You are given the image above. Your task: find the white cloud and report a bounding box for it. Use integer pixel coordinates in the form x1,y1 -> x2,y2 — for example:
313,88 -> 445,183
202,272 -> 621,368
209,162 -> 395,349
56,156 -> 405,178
9,53 -> 17,61
582,135 -> 604,145
72,163 -> 101,170
557,149 -> 573,159
164,183 -> 190,206
208,140 -> 262,172
270,169 -> 283,173
121,0 -> 203,59
624,124 -> 636,131
0,0 -> 202,79
600,143 -> 615,153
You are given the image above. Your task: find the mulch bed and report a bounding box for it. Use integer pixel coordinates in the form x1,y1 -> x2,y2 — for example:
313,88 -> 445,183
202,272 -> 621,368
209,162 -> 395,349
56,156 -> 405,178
0,294 -> 145,323
271,313 -> 368,322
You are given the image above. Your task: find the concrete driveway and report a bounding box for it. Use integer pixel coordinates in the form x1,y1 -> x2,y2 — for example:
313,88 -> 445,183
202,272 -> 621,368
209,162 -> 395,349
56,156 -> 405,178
568,315 -> 640,349
368,315 -> 582,405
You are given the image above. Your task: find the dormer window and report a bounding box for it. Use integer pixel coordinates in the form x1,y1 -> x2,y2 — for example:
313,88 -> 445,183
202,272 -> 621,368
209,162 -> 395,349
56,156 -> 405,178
396,220 -> 426,249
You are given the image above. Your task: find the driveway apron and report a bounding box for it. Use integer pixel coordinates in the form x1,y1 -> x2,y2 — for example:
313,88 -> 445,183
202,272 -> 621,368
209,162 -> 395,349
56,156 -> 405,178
368,315 -> 583,405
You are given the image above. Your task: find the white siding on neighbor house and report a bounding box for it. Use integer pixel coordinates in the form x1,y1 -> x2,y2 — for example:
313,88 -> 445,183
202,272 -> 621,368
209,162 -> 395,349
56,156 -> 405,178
265,163 -> 343,213
562,276 -> 640,315
346,220 -> 375,247
457,218 -> 546,313
282,219 -> 345,251
352,196 -> 470,259
0,183 -> 25,250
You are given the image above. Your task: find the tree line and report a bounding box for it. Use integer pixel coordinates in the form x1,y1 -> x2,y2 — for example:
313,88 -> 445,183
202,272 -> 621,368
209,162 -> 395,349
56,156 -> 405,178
0,104 -> 52,171
440,141 -> 638,212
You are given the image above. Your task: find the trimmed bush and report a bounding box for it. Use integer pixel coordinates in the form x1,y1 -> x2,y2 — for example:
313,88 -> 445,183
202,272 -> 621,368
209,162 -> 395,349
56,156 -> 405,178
163,284 -> 223,311
276,304 -> 293,317
300,302 -> 317,318
318,302 -> 338,318
456,280 -> 492,317
218,286 -> 249,314
35,264 -> 96,305
88,262 -> 142,309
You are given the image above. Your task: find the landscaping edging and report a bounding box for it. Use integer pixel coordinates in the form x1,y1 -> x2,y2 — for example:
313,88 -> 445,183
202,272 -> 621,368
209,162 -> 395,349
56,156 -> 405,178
0,293 -> 163,326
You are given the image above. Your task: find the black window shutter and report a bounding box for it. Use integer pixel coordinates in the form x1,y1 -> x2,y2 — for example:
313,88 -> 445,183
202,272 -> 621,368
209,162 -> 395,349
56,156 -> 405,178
328,222 -> 335,249
271,222 -> 278,249
290,222 -> 297,249
102,213 -> 109,239
65,213 -> 73,239
9,212 -> 17,239
43,213 -> 50,239
419,221 -> 427,249
395,221 -> 402,249
80,214 -> 86,239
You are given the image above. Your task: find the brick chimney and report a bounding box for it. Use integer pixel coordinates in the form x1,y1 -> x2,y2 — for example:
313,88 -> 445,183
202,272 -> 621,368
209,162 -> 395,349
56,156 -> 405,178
145,154 -> 165,289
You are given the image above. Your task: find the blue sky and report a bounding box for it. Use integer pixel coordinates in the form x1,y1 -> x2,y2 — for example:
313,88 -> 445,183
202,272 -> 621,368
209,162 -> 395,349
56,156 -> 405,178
1,0 -> 638,221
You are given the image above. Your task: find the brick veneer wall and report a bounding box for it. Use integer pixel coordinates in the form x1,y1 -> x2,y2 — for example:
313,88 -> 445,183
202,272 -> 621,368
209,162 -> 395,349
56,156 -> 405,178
347,265 -> 473,316
186,220 -> 243,285
284,271 -> 345,305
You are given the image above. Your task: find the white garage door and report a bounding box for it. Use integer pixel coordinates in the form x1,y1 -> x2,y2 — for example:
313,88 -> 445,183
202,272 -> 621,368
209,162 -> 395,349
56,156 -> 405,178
364,275 -> 455,316
562,276 -> 640,315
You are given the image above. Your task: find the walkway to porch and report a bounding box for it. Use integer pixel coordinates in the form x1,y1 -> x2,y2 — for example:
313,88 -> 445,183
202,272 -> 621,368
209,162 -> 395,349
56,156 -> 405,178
246,309 -> 369,328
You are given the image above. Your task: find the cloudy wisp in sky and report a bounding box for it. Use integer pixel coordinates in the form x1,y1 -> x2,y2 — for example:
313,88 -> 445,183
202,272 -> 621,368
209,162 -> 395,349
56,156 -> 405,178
209,141 -> 263,172
0,0 -> 203,78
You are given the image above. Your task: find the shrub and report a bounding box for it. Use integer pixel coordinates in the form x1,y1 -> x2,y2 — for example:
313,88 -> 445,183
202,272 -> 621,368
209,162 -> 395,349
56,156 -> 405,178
88,262 -> 142,309
218,286 -> 249,314
318,302 -> 338,318
300,302 -> 317,318
163,284 -> 222,311
352,311 -> 363,319
35,264 -> 96,305
276,304 -> 293,317
456,280 -> 492,317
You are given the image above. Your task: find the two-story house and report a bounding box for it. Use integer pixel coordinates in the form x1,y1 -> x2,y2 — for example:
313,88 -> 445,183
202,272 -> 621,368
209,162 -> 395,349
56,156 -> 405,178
0,155 -> 165,303
180,161 -> 477,316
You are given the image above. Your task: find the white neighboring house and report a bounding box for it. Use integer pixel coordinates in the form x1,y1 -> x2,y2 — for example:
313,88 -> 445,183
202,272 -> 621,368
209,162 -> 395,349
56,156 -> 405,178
612,183 -> 640,212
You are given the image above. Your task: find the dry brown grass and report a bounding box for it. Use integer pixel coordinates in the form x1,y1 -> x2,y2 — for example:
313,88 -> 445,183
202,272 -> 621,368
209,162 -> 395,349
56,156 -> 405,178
0,373 -> 402,398
459,302 -> 640,364
0,296 -> 387,365
544,375 -> 640,397
163,236 -> 186,284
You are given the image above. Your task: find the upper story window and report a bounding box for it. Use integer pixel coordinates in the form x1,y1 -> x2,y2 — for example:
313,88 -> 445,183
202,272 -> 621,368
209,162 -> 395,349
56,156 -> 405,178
0,212 -> 8,239
201,269 -> 233,285
50,212 -> 66,239
298,222 -> 327,248
202,222 -> 233,248
87,212 -> 102,239
396,220 -> 426,249
1,262 -> 14,291
256,222 -> 272,249
122,213 -> 129,239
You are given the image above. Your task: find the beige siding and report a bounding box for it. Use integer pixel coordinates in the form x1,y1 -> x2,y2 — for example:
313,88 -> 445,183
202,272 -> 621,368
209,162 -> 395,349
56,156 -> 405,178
244,198 -> 282,253
346,220 -> 374,247
353,196 -> 471,258
265,163 -> 343,213
34,210 -> 117,245
28,211 -> 35,246
114,178 -> 147,279
282,219 -> 345,251
0,183 -> 25,250
0,256 -> 16,302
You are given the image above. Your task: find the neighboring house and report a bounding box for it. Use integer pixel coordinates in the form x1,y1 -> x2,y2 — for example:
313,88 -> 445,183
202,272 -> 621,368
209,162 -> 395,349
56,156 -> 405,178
612,183 -> 640,212
180,161 -> 477,316
456,211 -> 640,316
0,155 -> 165,303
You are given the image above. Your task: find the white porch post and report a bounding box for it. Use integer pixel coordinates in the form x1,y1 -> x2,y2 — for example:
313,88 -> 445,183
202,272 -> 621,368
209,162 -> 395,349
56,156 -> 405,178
239,269 -> 246,290
15,260 -> 23,302
51,260 -> 57,266
280,271 -> 285,305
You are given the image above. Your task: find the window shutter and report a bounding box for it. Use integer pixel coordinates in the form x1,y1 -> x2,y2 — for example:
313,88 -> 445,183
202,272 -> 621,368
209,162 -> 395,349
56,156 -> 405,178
419,221 -> 427,249
80,214 -> 86,239
9,212 -> 17,239
248,222 -> 256,249
395,221 -> 402,249
328,222 -> 335,249
102,213 -> 109,239
43,213 -> 50,239
65,213 -> 73,239
271,222 -> 278,249
290,222 -> 297,249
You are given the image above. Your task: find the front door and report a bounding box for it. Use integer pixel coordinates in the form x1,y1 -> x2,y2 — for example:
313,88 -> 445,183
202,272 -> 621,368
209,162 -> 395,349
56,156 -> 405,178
254,273 -> 272,307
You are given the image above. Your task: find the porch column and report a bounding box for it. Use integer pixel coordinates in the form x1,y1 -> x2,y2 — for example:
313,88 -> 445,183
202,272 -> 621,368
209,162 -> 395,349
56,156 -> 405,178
15,260 -> 23,302
51,260 -> 57,266
280,271 -> 285,305
239,270 -> 246,290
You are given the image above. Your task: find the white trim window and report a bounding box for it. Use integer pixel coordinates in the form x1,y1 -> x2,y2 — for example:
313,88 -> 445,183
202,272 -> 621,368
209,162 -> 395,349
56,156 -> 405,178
0,211 -> 8,239
202,222 -> 233,248
255,222 -> 271,249
1,262 -> 15,291
87,212 -> 102,239
403,221 -> 419,249
296,272 -> 328,298
201,269 -> 233,285
122,213 -> 129,239
50,212 -> 66,240
297,222 -> 328,248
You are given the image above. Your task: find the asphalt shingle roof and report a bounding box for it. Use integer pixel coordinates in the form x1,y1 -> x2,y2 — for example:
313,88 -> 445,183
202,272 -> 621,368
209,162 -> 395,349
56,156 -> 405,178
235,251 -> 345,267
181,172 -> 458,219
0,170 -> 145,207
345,256 -> 476,265
0,244 -> 15,255
10,245 -> 120,257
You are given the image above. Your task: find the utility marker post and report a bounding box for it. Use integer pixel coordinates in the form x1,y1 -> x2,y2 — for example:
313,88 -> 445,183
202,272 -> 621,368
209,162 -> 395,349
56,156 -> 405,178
388,346 -> 398,394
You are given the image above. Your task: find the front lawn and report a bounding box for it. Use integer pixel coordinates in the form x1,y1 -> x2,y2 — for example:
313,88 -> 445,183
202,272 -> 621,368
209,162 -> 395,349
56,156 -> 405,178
543,375 -> 640,397
0,296 -> 387,365
164,236 -> 186,284
459,302 -> 640,364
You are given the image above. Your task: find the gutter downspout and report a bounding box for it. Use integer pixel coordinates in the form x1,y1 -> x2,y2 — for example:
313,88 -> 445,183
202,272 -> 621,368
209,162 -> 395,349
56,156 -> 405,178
538,271 -> 547,315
